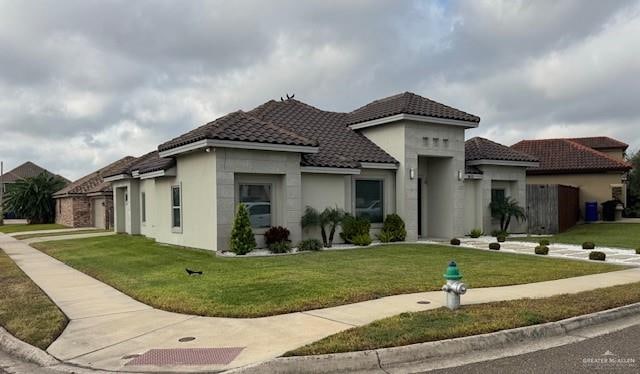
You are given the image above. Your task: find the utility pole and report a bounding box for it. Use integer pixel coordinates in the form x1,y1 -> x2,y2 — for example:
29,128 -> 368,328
0,161 -> 4,226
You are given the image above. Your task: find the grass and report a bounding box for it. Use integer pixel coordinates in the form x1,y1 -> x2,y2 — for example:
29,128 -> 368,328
32,235 -> 623,318
13,229 -> 108,240
0,249 -> 68,350
513,223 -> 640,249
0,223 -> 67,234
286,282 -> 640,356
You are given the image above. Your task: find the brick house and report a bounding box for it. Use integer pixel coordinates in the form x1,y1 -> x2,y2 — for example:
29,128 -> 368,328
54,156 -> 136,228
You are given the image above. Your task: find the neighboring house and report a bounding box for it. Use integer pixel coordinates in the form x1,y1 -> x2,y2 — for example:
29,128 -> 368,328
105,92 -> 534,251
1,161 -> 70,219
54,156 -> 137,229
512,137 -> 632,219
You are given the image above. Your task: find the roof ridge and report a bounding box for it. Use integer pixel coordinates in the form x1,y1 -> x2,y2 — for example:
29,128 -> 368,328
563,139 -> 631,168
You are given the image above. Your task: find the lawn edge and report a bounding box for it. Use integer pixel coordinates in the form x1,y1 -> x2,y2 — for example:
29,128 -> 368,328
0,326 -> 60,367
230,301 -> 640,374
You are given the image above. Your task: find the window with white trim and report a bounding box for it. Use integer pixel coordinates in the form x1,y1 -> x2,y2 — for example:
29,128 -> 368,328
171,186 -> 181,229
355,179 -> 384,223
238,183 -> 272,229
141,192 -> 146,223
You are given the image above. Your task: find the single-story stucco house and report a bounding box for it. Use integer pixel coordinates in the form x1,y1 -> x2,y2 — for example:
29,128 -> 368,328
105,92 -> 538,251
54,156 -> 136,229
511,137 -> 632,219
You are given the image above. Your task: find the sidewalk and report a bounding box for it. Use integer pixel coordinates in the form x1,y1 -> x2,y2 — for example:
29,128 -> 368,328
1,232 -> 640,373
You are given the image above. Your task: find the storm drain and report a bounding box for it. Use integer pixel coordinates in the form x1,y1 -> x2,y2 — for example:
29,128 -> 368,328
125,347 -> 244,366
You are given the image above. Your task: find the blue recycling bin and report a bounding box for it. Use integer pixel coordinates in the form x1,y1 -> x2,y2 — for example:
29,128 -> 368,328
585,202 -> 598,222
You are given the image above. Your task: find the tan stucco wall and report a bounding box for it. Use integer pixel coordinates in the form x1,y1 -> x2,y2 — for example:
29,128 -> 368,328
599,149 -> 625,161
526,172 -> 626,216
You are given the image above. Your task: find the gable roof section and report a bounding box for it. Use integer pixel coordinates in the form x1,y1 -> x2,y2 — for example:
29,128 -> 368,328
248,99 -> 399,168
465,137 -> 539,163
346,92 -> 480,126
103,151 -> 176,179
54,156 -> 137,197
158,110 -> 318,154
511,139 -> 632,175
568,136 -> 629,151
2,161 -> 69,183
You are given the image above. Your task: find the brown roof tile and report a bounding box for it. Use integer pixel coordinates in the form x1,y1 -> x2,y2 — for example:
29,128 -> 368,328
2,161 -> 69,183
568,136 -> 629,151
54,156 -> 137,197
465,137 -> 538,163
511,139 -> 632,174
346,92 -> 480,126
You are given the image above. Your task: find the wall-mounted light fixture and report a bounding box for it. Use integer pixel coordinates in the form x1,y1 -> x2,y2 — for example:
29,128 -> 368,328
205,147 -> 212,153
457,170 -> 463,181
409,168 -> 415,180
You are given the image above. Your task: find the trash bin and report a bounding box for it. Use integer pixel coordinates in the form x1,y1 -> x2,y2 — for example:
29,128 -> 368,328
585,202 -> 598,222
601,200 -> 619,222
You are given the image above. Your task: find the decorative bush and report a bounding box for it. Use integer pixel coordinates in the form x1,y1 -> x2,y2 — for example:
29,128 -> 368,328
298,238 -> 323,251
589,251 -> 606,261
450,238 -> 461,246
379,214 -> 407,242
489,242 -> 501,250
539,239 -> 550,246
377,231 -> 393,243
497,235 -> 506,243
264,226 -> 290,246
469,229 -> 482,238
230,204 -> 256,255
340,214 -> 371,243
582,242 -> 596,250
269,241 -> 292,254
351,233 -> 372,246
535,245 -> 549,255
301,206 -> 345,248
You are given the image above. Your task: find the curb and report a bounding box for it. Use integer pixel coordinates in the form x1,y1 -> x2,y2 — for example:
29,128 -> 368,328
228,301 -> 640,373
0,327 -> 60,367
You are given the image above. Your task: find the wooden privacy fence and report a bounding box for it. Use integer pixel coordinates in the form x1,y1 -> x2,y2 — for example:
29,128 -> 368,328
527,184 -> 579,234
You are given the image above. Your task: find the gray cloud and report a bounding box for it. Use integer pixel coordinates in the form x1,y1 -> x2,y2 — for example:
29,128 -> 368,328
1,0 -> 639,180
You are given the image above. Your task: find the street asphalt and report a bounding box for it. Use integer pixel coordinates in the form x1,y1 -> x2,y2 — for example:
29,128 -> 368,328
430,323 -> 640,374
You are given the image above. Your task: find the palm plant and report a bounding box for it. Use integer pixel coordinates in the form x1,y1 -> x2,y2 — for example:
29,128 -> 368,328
301,206 -> 345,248
489,196 -> 526,233
3,173 -> 67,224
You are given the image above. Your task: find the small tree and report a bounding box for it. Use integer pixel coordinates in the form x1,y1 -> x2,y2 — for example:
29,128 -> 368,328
3,173 -> 66,224
626,150 -> 640,217
229,203 -> 256,255
489,197 -> 526,233
301,206 -> 345,248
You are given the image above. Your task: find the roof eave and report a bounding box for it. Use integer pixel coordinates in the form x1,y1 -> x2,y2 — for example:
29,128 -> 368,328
158,139 -> 319,158
527,167 -> 630,175
466,159 -> 540,168
349,113 -> 479,130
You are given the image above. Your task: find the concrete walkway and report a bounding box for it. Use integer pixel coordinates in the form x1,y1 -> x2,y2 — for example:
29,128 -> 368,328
2,233 -> 640,373
22,232 -> 116,244
5,227 -> 101,237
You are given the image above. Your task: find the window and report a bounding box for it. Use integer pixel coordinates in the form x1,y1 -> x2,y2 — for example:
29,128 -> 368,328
141,192 -> 146,223
491,188 -> 505,203
171,186 -> 181,229
355,179 -> 383,223
238,183 -> 272,228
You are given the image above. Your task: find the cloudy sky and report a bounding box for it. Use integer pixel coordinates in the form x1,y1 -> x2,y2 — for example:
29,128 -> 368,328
1,0 -> 639,180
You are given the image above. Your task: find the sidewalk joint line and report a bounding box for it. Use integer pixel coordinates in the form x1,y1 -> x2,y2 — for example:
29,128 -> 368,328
72,307 -> 153,320
300,312 -> 357,327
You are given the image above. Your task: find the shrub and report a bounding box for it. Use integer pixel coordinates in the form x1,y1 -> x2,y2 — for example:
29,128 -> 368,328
351,233 -> 372,246
298,238 -> 323,251
497,235 -> 506,243
469,229 -> 482,238
589,251 -> 606,261
491,229 -> 508,237
450,238 -> 461,246
582,242 -> 596,250
301,206 -> 345,248
379,214 -> 407,242
636,248 -> 640,255
535,245 -> 549,255
489,242 -> 501,250
230,204 -> 256,255
377,231 -> 393,243
539,239 -> 550,246
264,226 -> 290,246
340,214 -> 371,243
268,241 -> 292,254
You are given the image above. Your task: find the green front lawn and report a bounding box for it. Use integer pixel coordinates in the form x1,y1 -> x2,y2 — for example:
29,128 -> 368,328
32,235 -> 622,317
514,223 -> 640,249
287,282 -> 640,356
0,249 -> 68,350
0,223 -> 66,234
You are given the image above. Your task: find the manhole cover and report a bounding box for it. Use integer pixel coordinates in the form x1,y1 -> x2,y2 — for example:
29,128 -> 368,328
122,354 -> 140,360
178,336 -> 196,342
125,347 -> 245,366
417,300 -> 431,305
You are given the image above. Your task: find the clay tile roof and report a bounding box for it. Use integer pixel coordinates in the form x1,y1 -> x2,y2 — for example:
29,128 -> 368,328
54,156 -> 137,197
129,151 -> 176,175
567,136 -> 629,151
247,99 -> 399,168
511,139 -> 632,175
346,92 -> 480,126
158,110 -> 318,153
3,161 -> 69,183
465,137 -> 538,163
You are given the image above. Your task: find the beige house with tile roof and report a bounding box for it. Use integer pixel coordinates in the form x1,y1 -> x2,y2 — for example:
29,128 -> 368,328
106,92 -> 536,251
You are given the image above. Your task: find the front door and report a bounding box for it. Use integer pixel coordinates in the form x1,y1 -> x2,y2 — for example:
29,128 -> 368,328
418,178 -> 422,237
